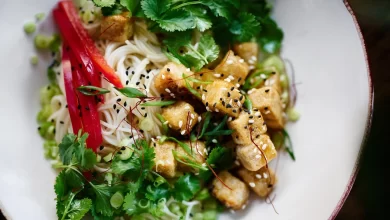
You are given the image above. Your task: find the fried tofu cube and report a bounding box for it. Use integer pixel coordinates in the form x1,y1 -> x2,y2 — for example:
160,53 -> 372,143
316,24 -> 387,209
236,134 -> 277,171
161,101 -> 198,135
154,62 -> 194,97
100,13 -> 133,42
237,166 -> 277,197
153,141 -> 177,178
228,110 -> 267,145
214,50 -> 249,86
264,72 -> 282,95
233,42 -> 259,64
175,140 -> 206,172
248,87 -> 284,130
203,80 -> 245,117
212,171 -> 250,210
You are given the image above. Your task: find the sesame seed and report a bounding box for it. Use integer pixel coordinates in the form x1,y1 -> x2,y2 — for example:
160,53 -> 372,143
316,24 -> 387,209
179,120 -> 183,128
184,105 -> 190,110
228,117 -> 232,121
230,87 -> 234,91
203,89 -> 208,92
236,83 -> 240,87
248,89 -> 254,94
255,174 -> 262,179
181,130 -> 186,135
190,119 -> 193,124
162,74 -> 165,79
113,104 -> 116,109
264,110 -> 270,114
206,106 -> 210,111
235,160 -> 240,166
213,103 -> 217,108
136,82 -> 140,85
165,88 -> 171,93
124,102 -> 127,107
227,92 -> 231,97
222,101 -> 226,106
255,154 -> 261,159
198,116 -> 202,122
126,80 -> 129,85
215,108 -> 219,112
186,68 -> 190,72
241,204 -> 247,210
249,182 -> 256,188
100,146 -> 104,150
191,114 -> 195,119
239,59 -> 244,63
255,112 -> 261,116
233,109 -> 237,113
205,102 -> 209,106
132,71 -> 135,75
265,89 -> 270,93
202,94 -> 206,101
238,77 -> 242,82
226,59 -> 233,64
249,119 -> 254,124
263,173 -> 268,179
214,73 -> 221,77
212,139 -> 217,143
224,78 -> 231,82
116,109 -> 120,113
167,68 -> 170,72
239,95 -> 243,101
144,113 -> 148,117
163,121 -> 169,125
60,121 -> 64,124
262,144 -> 267,150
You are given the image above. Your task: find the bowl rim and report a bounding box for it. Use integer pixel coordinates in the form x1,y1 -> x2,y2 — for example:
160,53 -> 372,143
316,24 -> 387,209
328,1 -> 374,219
0,1 -> 375,219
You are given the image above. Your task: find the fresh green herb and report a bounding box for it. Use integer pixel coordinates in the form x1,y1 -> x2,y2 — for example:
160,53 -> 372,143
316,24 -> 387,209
110,191 -> 124,209
172,150 -> 207,171
115,87 -> 147,98
165,137 -> 194,157
24,22 -> 36,34
78,86 -> 110,96
199,146 -> 234,181
101,3 -> 125,16
287,107 -> 300,122
34,34 -> 54,49
141,100 -> 175,107
58,132 -> 97,170
203,129 -> 233,136
35,12 -> 45,21
173,174 -> 201,201
184,76 -> 213,84
90,183 -> 114,216
199,112 -> 211,138
120,0 -> 141,15
47,67 -> 57,83
49,34 -> 62,52
257,16 -> 284,54
244,95 -> 252,112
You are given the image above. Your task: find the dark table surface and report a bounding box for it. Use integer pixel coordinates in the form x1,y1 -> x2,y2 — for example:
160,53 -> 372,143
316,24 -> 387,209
1,1 -> 388,219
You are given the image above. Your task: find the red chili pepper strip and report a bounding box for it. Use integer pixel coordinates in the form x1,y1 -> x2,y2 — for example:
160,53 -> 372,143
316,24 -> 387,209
58,1 -> 123,88
62,44 -> 83,134
69,50 -> 103,152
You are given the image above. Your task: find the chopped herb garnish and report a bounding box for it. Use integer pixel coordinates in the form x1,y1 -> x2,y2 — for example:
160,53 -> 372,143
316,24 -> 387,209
77,86 -> 110,96
115,87 -> 147,98
140,100 -> 175,107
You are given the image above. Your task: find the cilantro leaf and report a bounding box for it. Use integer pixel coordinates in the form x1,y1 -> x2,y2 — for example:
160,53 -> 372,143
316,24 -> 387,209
145,183 -> 171,201
157,9 -> 195,32
91,184 -> 114,217
200,0 -> 236,20
173,174 -> 201,201
185,6 -> 212,32
120,0 -> 140,14
198,34 -> 220,63
92,0 -> 116,7
59,133 -> 77,165
123,192 -> 139,215
199,147 -> 234,181
257,16 -> 284,54
55,170 -> 66,200
141,0 -> 170,21
67,198 -> 92,220
229,12 -> 261,42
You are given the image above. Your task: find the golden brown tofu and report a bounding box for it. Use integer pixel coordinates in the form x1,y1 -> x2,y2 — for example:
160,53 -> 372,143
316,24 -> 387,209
153,141 -> 177,178
203,80 -> 245,117
228,110 -> 267,145
237,166 -> 277,197
161,101 -> 198,135
100,13 -> 133,42
236,134 -> 277,171
233,42 -> 259,64
214,50 -> 249,87
212,171 -> 250,210
264,72 -> 282,95
154,62 -> 194,97
175,140 -> 206,172
248,87 -> 284,130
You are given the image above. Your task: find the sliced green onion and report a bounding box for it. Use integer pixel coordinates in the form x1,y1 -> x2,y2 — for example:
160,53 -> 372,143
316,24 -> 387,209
103,153 -> 113,162
193,213 -> 204,220
77,86 -> 110,96
156,113 -> 169,135
115,87 -> 146,98
141,100 -> 175,107
203,199 -> 217,210
110,191 -> 124,209
96,154 -> 102,163
185,78 -> 201,98
139,117 -> 154,132
244,95 -> 252,113
271,132 -> 284,150
203,210 -> 217,220
195,188 -> 210,201
154,176 -> 166,187
204,129 -> 233,136
23,22 -> 36,34
105,172 -> 113,185
287,108 -> 300,122
183,73 -> 212,84
119,147 -> 133,160
199,112 -> 211,138
34,34 -> 54,49
159,135 -> 168,144
166,137 -> 194,157
37,105 -> 52,123
262,55 -> 285,74
30,56 -> 39,65
138,199 -> 150,209
172,150 -> 207,171
35,12 -> 45,21
280,73 -> 289,89
282,129 -> 295,161
281,90 -> 289,104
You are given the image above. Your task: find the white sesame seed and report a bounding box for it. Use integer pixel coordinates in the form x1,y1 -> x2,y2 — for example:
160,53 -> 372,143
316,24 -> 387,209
265,80 -> 270,86
228,75 -> 235,80
170,93 -> 175,98
282,103 -> 287,109
235,160 -> 240,166
221,88 -> 228,91
260,74 -> 267,79
255,154 -> 261,159
226,59 -> 233,65
269,79 -> 275,85
255,111 -> 261,116
249,182 -> 256,188
206,106 -> 210,111
198,116 -> 202,122
264,110 -> 271,114
191,114 -> 195,119
178,120 -> 183,128
202,163 -> 207,167
189,119 -> 193,125
239,59 -> 244,63
229,209 -> 235,214
186,68 -> 191,72
229,99 -> 233,105
262,144 -> 267,150
212,139 -> 217,143
228,117 -> 232,121
237,102 -> 242,107
253,148 -> 258,153
255,174 -> 262,179
151,138 -> 156,142
161,74 -> 165,79
251,55 -> 257,61
202,94 -> 205,101
248,89 -> 254,95
165,88 -> 171,93
181,130 -> 186,135
263,173 -> 268,179
248,59 -> 255,64
156,136 -> 161,139
214,73 -> 221,77
163,121 -> 169,125
215,108 -> 219,112
224,78 -> 232,82
184,105 -> 191,110
248,119 -> 254,124
241,204 -> 247,210
235,83 -> 240,88
213,122 -> 218,126
168,124 -> 172,128
249,65 -> 255,70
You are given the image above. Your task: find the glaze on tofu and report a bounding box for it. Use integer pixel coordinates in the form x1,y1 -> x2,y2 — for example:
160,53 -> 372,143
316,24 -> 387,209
154,62 -> 194,97
100,12 -> 133,42
153,141 -> 177,178
161,101 -> 198,135
214,50 -> 249,86
233,42 -> 259,64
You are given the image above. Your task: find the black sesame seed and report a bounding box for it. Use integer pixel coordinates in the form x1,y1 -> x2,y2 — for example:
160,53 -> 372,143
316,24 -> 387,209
53,129 -> 56,134
79,64 -> 82,68
205,102 -> 209,106
238,77 -> 242,82
140,74 -> 145,78
254,108 -> 259,111
126,80 -> 129,85
161,94 -> 165,98
167,68 -> 170,72
230,87 -> 234,91
38,127 -> 41,130
129,135 -> 133,138
226,104 -> 232,108
265,89 -> 270,93
147,69 -> 151,73
197,86 -> 200,89
59,121 -> 64,125
258,116 -> 262,118
117,98 -> 121,102
113,104 -> 117,110
146,76 -> 150,79
268,184 -> 273,188
132,71 -> 135,75
140,129 -> 144,133
221,74 -> 224,77
85,106 -> 90,111
272,72 -> 276,75
220,98 -> 223,101
141,107 -> 145,110
239,95 -> 243,101
227,92 -> 231,97
51,119 -> 55,123
136,82 -> 140,85
116,109 -> 120,114
236,135 -> 239,138
124,102 -> 127,107
143,84 -> 146,89
88,20 -> 93,24
126,71 -> 129,76
78,105 -> 81,110
117,151 -> 122,154
144,113 -> 148,117
264,107 -> 269,110
234,99 -> 238,102
203,89 -> 208,92
213,103 -> 217,108
100,146 -> 104,151
121,146 -> 126,150
200,73 -> 203,76
249,116 -> 253,119
153,143 -> 156,147
233,109 -> 237,113
65,104 -> 68,108
222,101 -> 226,106
244,126 -> 248,129
127,66 -> 131,70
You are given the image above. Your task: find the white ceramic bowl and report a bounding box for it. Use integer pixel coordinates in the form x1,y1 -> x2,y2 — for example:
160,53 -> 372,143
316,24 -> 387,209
0,0 -> 372,219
